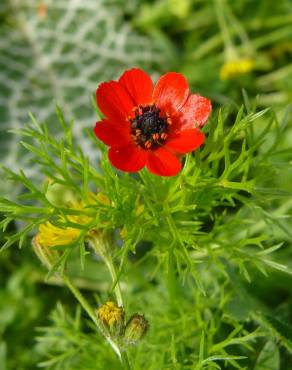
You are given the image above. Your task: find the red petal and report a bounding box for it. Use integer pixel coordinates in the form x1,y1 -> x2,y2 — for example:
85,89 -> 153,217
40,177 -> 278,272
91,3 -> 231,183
108,143 -> 147,173
119,68 -> 154,106
152,72 -> 189,115
94,119 -> 131,147
96,81 -> 135,122
146,147 -> 181,176
173,94 -> 212,131
165,129 -> 205,154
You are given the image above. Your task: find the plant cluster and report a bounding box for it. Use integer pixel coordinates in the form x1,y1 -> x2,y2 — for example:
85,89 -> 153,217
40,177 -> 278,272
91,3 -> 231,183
1,88 -> 292,368
1,1 -> 292,369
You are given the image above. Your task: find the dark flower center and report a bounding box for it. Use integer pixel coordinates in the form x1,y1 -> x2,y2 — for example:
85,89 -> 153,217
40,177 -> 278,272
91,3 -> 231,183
129,104 -> 171,149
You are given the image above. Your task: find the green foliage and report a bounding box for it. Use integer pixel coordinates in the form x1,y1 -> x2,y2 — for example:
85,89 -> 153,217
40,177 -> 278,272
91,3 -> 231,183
134,0 -> 292,106
35,303 -> 121,370
254,340 -> 279,370
0,98 -> 291,368
1,0 -> 292,369
262,314 -> 292,353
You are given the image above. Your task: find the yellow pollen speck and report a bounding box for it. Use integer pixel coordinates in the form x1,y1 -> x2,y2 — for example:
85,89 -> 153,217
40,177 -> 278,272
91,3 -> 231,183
37,2 -> 48,19
220,58 -> 255,80
145,141 -> 152,149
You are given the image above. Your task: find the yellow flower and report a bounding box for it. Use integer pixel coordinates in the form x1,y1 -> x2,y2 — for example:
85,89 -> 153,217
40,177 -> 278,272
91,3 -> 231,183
220,58 -> 255,80
97,302 -> 124,336
36,221 -> 81,247
36,198 -> 94,248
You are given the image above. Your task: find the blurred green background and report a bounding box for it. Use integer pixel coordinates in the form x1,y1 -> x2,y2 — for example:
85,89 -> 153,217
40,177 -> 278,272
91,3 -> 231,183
1,0 -> 292,195
1,0 -> 292,369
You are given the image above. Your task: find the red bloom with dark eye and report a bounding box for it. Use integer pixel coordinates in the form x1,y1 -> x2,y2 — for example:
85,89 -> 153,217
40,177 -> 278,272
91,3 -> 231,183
94,68 -> 211,176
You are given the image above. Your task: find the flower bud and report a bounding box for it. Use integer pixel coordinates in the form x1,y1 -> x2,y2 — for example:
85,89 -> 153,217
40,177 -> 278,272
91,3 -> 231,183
87,230 -> 112,259
32,235 -> 60,270
97,301 -> 124,338
124,314 -> 149,345
45,180 -> 76,207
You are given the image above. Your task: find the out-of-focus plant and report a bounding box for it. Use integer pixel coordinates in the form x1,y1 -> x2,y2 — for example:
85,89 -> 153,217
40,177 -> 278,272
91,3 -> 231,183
134,0 -> 292,107
0,0 -> 173,196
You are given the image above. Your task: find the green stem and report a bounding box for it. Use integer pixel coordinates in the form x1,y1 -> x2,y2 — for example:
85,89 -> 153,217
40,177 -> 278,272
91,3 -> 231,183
223,0 -> 253,54
88,235 -> 133,370
214,0 -> 237,59
104,257 -> 133,370
104,257 -> 123,307
62,274 -> 121,359
121,351 -> 132,370
87,235 -> 123,306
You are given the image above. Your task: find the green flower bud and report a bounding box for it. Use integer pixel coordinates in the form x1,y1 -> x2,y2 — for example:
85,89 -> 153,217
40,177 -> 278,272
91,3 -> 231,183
45,180 -> 76,207
124,314 -> 149,345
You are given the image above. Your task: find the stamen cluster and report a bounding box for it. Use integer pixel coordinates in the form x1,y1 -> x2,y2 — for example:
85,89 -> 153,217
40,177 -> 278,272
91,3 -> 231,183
129,104 -> 171,149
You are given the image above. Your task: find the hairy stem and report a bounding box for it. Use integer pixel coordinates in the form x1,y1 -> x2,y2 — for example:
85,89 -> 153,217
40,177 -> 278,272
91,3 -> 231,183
62,274 -> 121,359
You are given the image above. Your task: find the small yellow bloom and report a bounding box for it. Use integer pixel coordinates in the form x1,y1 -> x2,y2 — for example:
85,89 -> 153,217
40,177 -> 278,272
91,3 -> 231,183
220,58 -> 255,80
36,198 -> 94,248
97,302 -> 124,336
36,221 -> 81,247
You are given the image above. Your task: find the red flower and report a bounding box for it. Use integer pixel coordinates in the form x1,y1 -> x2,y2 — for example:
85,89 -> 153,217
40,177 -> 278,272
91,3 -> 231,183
94,68 -> 211,176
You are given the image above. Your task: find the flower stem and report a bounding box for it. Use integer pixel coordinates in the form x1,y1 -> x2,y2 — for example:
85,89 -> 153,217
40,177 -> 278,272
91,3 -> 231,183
87,234 -> 132,369
62,273 -> 121,358
214,0 -> 237,59
121,351 -> 132,370
104,256 -> 123,307
103,257 -> 133,370
87,234 -> 123,306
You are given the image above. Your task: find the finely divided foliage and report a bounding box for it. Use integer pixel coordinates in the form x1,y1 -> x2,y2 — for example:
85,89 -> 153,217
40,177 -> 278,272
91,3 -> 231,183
0,96 -> 292,368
